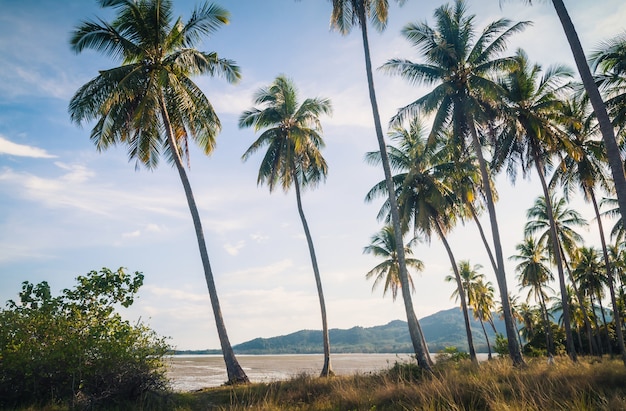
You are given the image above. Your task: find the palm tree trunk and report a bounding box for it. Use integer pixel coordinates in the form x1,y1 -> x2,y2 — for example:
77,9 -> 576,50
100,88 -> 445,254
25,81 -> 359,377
586,292 -> 605,354
531,141 -> 577,361
479,317 -> 493,360
159,96 -> 248,384
576,324 -> 584,354
591,191 -> 626,363
434,221 -> 478,363
551,0 -> 626,239
293,172 -> 333,377
538,292 -> 555,356
357,4 -> 432,372
467,118 -> 524,366
561,246 -> 599,355
469,204 -> 499,276
597,293 -> 613,355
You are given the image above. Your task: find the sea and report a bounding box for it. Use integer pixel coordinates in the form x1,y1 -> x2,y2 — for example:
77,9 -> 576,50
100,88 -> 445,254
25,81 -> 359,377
166,353 -> 417,392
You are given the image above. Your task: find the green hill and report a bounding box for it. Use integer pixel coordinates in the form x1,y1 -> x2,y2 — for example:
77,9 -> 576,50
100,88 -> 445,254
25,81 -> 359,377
231,308 -> 508,354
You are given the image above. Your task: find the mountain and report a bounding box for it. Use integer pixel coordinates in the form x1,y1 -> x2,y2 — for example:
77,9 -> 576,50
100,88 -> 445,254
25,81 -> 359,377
230,308 -> 508,354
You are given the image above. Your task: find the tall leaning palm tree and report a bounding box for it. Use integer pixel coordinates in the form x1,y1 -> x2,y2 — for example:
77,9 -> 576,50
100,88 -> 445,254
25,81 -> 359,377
381,0 -> 527,365
551,96 -> 626,362
367,118 -> 477,363
509,0 -> 626,251
328,0 -> 432,372
493,49 -> 578,359
239,75 -> 334,377
68,0 -> 248,384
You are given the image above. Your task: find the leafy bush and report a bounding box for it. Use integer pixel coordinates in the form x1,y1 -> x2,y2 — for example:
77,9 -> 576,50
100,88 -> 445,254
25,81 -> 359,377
437,346 -> 470,363
494,333 -> 510,355
0,268 -> 171,409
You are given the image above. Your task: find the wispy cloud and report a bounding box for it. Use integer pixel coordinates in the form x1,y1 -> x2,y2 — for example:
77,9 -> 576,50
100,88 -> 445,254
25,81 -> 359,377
0,135 -> 56,158
0,164 -> 187,219
224,240 -> 245,256
250,233 -> 269,243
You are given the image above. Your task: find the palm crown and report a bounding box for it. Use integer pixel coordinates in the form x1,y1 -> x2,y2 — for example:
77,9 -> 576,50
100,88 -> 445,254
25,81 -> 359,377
69,0 -> 240,169
240,75 -> 331,192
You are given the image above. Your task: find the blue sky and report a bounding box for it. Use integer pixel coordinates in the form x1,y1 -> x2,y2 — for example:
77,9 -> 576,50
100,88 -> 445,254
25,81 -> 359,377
1,0 -> 625,350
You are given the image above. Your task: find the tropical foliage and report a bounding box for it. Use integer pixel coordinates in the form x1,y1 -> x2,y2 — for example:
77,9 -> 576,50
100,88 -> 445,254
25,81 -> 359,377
239,75 -> 334,376
68,0 -> 248,383
0,268 -> 170,409
43,0 -> 626,404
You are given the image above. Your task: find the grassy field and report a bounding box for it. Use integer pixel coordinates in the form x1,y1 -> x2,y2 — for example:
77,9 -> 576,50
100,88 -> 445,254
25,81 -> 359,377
17,356 -> 626,410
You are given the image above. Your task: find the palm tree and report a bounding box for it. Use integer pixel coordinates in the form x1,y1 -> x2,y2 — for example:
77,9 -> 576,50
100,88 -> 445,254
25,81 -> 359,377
445,261 -> 491,360
499,293 -> 526,350
473,278 -> 498,359
551,96 -> 626,361
363,225 -> 423,301
492,49 -> 578,359
591,32 -> 626,136
524,194 -> 596,357
508,0 -> 626,252
239,75 -> 334,377
380,0 -> 528,365
573,246 -> 613,355
550,285 -> 585,353
601,197 -> 626,247
327,0 -> 432,372
367,118 -> 477,362
68,0 -> 248,384
518,302 -> 543,345
511,237 -> 556,356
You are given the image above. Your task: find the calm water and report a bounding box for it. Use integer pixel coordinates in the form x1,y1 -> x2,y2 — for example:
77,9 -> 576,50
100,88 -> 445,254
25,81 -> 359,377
166,353 -> 416,392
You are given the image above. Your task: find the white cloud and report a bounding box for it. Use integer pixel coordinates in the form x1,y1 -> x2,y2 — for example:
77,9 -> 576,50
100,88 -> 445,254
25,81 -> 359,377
146,224 -> 162,233
0,164 -> 187,219
145,285 -> 209,303
0,135 -> 56,158
226,259 -> 294,280
224,240 -> 245,256
121,224 -> 165,239
250,233 -> 269,243
122,230 -> 141,238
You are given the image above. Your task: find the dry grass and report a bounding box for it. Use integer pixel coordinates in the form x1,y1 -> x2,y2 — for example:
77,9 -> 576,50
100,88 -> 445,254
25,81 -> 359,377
13,356 -> 626,410
171,356 -> 626,411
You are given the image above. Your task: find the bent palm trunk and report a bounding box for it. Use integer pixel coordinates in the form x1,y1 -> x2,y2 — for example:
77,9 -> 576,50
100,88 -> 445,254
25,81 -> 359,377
357,5 -> 432,372
591,191 -> 626,361
552,0 -> 626,259
293,172 -> 333,377
160,97 -> 249,384
468,119 -> 524,365
531,142 -> 576,361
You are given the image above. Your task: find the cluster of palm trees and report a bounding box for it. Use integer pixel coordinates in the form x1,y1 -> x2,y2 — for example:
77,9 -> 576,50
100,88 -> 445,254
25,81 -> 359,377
360,0 -> 626,367
67,0 -> 626,384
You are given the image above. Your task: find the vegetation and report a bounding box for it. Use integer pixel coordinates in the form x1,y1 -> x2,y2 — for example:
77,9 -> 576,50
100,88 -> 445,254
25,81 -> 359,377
239,75 -> 334,377
29,0 -> 626,406
0,268 -> 170,409
166,357 -> 626,410
14,357 -> 626,410
328,0 -> 433,372
68,0 -> 247,384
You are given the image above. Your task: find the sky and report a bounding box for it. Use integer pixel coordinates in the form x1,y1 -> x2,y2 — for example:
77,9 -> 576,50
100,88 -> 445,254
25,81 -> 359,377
1,0 -> 626,351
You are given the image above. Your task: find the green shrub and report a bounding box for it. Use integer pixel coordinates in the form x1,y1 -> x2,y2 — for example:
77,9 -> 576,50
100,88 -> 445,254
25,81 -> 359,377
0,268 -> 171,409
437,346 -> 470,363
494,333 -> 509,355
